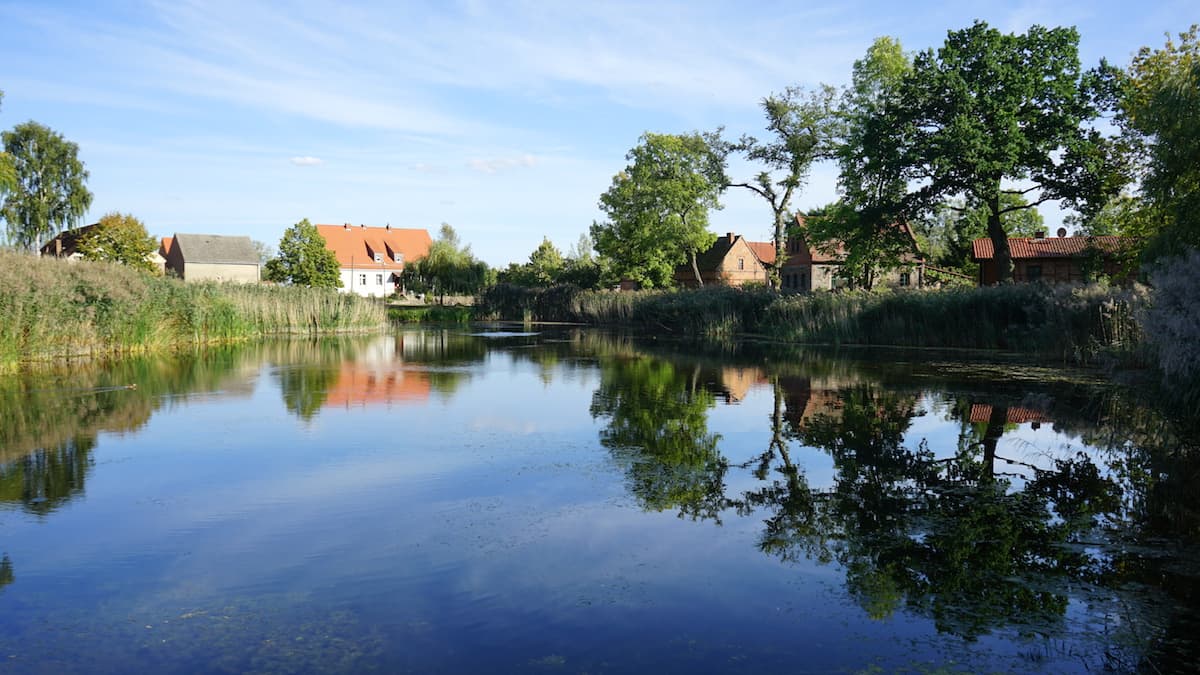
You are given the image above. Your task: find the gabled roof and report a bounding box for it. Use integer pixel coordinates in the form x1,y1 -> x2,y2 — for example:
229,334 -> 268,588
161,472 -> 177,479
39,223 -> 101,257
746,241 -> 776,266
972,235 -> 1128,260
160,237 -> 174,258
316,224 -> 432,270
172,233 -> 259,265
685,233 -> 771,273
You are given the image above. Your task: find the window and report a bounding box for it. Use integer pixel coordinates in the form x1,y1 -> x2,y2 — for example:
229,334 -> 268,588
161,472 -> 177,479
359,274 -> 367,286
899,272 -> 911,287
393,253 -> 403,263
1026,265 -> 1043,282
375,274 -> 383,285
373,252 -> 382,263
737,257 -> 745,271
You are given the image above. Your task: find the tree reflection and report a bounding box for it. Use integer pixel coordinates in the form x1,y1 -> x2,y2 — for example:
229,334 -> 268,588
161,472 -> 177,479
590,356 -> 727,519
0,554 -> 12,592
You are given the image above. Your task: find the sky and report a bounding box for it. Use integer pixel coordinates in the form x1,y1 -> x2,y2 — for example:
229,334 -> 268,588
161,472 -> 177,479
1,0 -> 1194,267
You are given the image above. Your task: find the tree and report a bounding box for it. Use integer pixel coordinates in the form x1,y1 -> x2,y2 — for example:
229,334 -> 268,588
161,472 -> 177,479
593,132 -> 727,288
803,201 -> 921,289
916,194 -> 1045,272
1,121 -> 93,251
867,22 -> 1127,282
75,212 -> 158,272
402,224 -> 491,302
1121,25 -> 1200,259
732,86 -> 842,286
0,92 -> 16,211
265,218 -> 341,287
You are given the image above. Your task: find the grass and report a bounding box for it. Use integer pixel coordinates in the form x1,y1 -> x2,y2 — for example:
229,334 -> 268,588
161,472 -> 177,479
387,304 -> 474,324
0,249 -> 386,368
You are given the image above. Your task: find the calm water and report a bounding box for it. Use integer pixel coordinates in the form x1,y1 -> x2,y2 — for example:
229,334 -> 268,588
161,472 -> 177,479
1,329 -> 1197,674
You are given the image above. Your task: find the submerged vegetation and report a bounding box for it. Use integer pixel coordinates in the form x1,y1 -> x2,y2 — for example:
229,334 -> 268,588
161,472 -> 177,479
0,250 -> 385,367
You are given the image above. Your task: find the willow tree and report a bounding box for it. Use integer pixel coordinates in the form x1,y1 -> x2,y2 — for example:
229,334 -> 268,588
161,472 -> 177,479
593,132 -> 726,288
866,22 -> 1127,282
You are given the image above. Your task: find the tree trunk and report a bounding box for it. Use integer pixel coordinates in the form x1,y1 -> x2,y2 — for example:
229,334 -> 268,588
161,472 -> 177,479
690,250 -> 704,287
771,210 -> 787,289
986,193 -> 1012,283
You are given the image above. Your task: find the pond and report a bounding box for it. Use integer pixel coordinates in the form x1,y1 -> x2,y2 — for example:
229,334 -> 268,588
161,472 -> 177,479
0,329 -> 1197,673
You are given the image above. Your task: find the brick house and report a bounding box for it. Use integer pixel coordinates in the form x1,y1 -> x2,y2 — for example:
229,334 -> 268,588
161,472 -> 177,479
778,215 -> 925,291
673,232 -> 775,288
971,231 -> 1134,285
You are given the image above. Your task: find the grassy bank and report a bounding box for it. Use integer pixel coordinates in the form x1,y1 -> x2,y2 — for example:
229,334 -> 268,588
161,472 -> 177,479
479,282 -> 1148,365
0,250 -> 386,367
387,304 -> 474,324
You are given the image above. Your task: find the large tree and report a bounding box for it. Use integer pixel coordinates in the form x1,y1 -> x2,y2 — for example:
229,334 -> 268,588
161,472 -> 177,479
402,224 -> 491,302
76,211 -> 158,272
1121,25 -> 1200,259
732,85 -> 842,286
264,218 -> 341,288
593,132 -> 726,288
866,22 -> 1127,282
1,121 -> 93,251
0,91 -> 16,208
916,194 -> 1045,272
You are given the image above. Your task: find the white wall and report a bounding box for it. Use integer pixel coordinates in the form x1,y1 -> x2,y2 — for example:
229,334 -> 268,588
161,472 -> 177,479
339,268 -> 397,297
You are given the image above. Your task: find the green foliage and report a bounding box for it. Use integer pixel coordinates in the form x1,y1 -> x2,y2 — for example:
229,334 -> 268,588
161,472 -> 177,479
1121,25 -> 1200,259
76,212 -> 159,272
0,249 -> 384,368
803,201 -> 921,289
1,121 -> 93,251
733,85 -> 843,284
915,194 -> 1045,272
387,305 -> 474,324
593,132 -> 726,288
868,21 -> 1128,282
401,224 -> 491,301
1141,250 -> 1200,413
266,218 -> 341,288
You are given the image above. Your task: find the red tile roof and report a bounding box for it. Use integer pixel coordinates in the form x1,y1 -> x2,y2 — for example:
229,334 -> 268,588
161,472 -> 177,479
316,224 -> 432,270
972,235 -> 1128,260
160,237 -> 174,257
746,241 -> 776,266
968,404 -> 1050,424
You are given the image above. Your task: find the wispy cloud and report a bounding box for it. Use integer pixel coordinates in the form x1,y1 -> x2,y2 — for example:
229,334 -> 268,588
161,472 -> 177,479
467,154 -> 539,174
290,156 -> 323,167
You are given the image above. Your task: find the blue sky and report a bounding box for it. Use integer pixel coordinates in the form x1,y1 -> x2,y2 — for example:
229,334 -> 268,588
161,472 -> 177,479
1,1 -> 1194,266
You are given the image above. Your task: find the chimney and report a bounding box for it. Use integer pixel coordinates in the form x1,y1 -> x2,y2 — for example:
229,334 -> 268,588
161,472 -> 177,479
360,223 -> 365,229
343,223 -> 350,230
1056,227 -> 1067,238
386,223 -> 391,231
727,232 -> 736,243
1034,230 -> 1046,239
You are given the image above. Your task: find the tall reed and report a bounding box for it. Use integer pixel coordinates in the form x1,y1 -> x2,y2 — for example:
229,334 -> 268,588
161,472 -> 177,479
0,250 -> 386,367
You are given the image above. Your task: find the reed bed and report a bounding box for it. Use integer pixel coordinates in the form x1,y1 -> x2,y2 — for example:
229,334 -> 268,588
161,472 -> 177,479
0,250 -> 386,367
478,281 -> 1149,364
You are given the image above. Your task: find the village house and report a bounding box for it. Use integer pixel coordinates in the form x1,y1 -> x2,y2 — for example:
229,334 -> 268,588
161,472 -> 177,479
673,232 -> 775,288
315,224 -> 432,297
778,215 -> 926,292
161,233 -> 259,282
971,229 -> 1134,285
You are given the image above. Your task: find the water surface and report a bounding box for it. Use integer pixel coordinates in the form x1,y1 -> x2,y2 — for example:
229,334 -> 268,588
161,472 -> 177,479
1,330 -> 1196,673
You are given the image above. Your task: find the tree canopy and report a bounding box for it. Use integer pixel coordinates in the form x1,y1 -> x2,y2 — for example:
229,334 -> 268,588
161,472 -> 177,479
401,224 -> 491,301
593,132 -> 726,288
1121,25 -> 1200,259
76,212 -> 159,272
1,121 -> 93,251
864,21 -> 1127,282
732,85 -> 842,285
264,218 -> 341,288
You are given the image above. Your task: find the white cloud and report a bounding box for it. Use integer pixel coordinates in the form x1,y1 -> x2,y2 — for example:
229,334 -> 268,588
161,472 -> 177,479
289,156 -> 323,166
467,154 -> 539,174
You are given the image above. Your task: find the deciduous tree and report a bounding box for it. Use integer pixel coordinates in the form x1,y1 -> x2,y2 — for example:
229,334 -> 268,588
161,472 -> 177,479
593,132 -> 726,288
265,218 -> 341,288
76,212 -> 158,272
1,121 -> 93,251
866,22 -> 1127,282
732,86 -> 842,286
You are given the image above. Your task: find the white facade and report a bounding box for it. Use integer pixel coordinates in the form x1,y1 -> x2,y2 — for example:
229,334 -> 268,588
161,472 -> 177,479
339,267 -> 400,297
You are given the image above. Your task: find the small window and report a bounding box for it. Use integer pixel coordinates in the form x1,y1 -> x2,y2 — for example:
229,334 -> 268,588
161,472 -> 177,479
373,252 -> 382,263
359,274 -> 367,286
393,253 -> 403,263
375,274 -> 383,285
1026,265 -> 1043,282
899,272 -> 911,287
737,257 -> 745,271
